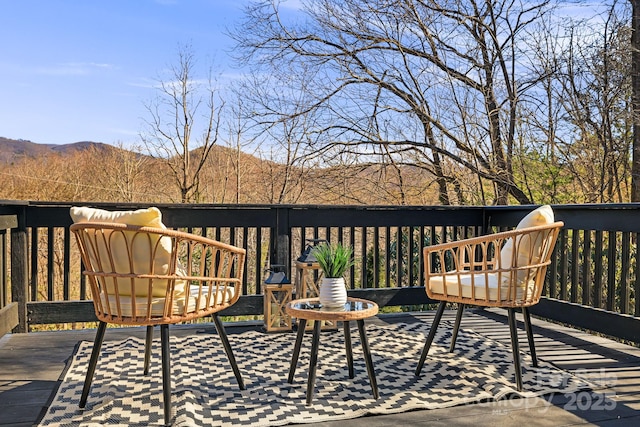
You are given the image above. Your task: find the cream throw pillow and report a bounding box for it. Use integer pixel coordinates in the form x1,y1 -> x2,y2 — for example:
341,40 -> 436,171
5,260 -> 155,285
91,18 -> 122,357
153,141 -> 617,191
499,205 -> 554,285
70,206 -> 166,228
70,206 -> 185,298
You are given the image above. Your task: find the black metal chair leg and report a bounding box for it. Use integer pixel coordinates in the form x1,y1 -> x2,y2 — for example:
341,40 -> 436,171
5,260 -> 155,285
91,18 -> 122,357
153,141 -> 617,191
416,301 -> 446,375
144,325 -> 153,375
507,308 -> 523,392
449,304 -> 465,352
160,324 -> 172,427
80,321 -> 107,408
522,307 -> 538,367
213,314 -> 245,390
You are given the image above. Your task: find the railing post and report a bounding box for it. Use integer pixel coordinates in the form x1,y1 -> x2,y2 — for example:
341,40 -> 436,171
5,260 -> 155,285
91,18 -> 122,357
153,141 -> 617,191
273,207 -> 291,273
11,209 -> 28,333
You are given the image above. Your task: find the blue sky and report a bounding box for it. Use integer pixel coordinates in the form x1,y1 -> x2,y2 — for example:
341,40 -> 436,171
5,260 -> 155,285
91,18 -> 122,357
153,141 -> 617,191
0,0 -> 606,147
0,0 -> 258,146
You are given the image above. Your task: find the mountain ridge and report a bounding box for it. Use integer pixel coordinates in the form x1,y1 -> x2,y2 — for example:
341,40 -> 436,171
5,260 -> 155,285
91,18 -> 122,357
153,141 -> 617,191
0,137 -> 112,162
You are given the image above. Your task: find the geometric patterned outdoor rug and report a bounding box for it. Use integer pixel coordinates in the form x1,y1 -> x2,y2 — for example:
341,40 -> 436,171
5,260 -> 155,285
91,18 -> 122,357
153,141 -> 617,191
38,322 -> 593,426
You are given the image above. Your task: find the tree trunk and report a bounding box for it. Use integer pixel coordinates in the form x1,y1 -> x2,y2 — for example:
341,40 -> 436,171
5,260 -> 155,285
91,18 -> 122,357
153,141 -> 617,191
631,0 -> 640,201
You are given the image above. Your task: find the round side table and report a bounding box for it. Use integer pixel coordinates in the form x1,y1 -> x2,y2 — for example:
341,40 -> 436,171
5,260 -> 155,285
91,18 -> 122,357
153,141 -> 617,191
286,297 -> 379,405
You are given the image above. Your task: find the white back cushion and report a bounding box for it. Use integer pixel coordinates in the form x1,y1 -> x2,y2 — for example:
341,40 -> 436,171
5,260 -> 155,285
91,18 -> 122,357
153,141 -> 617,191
514,205 -> 554,230
70,206 -> 184,297
70,206 -> 167,228
499,205 -> 554,285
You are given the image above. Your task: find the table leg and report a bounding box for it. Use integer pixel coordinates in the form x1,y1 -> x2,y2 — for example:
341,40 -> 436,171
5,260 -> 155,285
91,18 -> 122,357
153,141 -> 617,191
288,318 -> 307,383
306,319 -> 322,405
343,321 -> 354,378
357,319 -> 379,399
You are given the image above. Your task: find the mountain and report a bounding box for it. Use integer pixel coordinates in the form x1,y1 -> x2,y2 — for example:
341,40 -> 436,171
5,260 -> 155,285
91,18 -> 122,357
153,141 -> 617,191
0,137 -> 112,163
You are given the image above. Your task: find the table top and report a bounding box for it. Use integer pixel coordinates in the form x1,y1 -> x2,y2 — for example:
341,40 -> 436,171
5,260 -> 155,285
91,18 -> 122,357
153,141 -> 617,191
286,297 -> 378,321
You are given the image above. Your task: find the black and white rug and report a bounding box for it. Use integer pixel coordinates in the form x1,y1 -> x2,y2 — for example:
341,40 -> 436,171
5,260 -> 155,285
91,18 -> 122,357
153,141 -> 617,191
38,322 -> 593,426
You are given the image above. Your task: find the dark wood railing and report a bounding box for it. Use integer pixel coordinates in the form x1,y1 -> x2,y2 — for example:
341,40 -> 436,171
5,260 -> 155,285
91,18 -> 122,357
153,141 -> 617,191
1,201 -> 640,344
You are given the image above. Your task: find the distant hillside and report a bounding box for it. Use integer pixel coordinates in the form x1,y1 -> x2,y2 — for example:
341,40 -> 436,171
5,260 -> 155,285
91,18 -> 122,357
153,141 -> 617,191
0,136 -> 437,205
0,137 -> 112,163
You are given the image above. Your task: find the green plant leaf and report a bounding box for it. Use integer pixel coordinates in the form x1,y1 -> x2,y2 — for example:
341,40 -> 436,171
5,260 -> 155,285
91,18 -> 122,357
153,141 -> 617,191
311,242 -> 354,278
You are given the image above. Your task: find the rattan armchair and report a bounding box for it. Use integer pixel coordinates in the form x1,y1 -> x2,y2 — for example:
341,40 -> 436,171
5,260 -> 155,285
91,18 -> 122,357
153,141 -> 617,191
71,221 -> 246,426
415,219 -> 563,391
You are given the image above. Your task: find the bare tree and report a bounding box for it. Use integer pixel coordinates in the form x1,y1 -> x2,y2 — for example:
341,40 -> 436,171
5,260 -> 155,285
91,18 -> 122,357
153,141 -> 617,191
141,44 -> 222,203
235,69 -> 323,204
89,142 -> 156,202
233,0 -> 556,205
549,2 -> 632,203
631,0 -> 640,201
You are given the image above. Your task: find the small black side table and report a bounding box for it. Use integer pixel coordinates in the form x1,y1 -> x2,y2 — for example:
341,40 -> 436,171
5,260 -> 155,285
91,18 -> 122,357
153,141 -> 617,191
285,297 -> 379,405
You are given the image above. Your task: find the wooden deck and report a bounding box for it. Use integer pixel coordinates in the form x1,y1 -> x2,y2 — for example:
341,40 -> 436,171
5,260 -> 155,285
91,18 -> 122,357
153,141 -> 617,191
1,309 -> 640,427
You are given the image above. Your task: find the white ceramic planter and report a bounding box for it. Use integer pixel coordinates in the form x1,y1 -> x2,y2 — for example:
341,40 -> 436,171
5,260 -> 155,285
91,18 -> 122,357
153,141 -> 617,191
319,277 -> 348,308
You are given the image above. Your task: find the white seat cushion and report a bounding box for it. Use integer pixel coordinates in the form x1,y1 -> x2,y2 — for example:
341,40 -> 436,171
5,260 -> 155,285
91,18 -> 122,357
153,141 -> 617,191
428,273 -> 535,301
101,285 -> 236,317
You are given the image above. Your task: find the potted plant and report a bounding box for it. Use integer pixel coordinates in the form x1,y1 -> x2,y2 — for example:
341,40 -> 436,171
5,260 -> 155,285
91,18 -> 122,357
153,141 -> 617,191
311,242 -> 354,308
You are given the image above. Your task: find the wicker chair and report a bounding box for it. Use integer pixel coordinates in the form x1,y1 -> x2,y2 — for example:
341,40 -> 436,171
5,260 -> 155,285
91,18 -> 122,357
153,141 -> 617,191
71,222 -> 246,426
415,220 -> 563,391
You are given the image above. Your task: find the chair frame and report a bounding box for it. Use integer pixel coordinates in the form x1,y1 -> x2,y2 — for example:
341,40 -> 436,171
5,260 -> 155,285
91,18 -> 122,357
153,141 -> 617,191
415,221 -> 563,391
71,222 -> 247,426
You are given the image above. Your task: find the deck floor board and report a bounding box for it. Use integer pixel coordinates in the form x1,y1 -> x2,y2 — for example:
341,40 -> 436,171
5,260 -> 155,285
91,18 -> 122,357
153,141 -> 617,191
1,309 -> 639,426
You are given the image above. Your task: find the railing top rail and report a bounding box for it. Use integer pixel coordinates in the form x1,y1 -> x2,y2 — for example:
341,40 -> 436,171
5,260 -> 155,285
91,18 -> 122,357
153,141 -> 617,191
19,201 -> 640,231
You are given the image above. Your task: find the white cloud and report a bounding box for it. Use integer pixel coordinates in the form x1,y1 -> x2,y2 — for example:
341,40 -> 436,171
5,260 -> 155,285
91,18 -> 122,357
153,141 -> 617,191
109,127 -> 140,137
127,78 -> 157,89
35,62 -> 115,76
